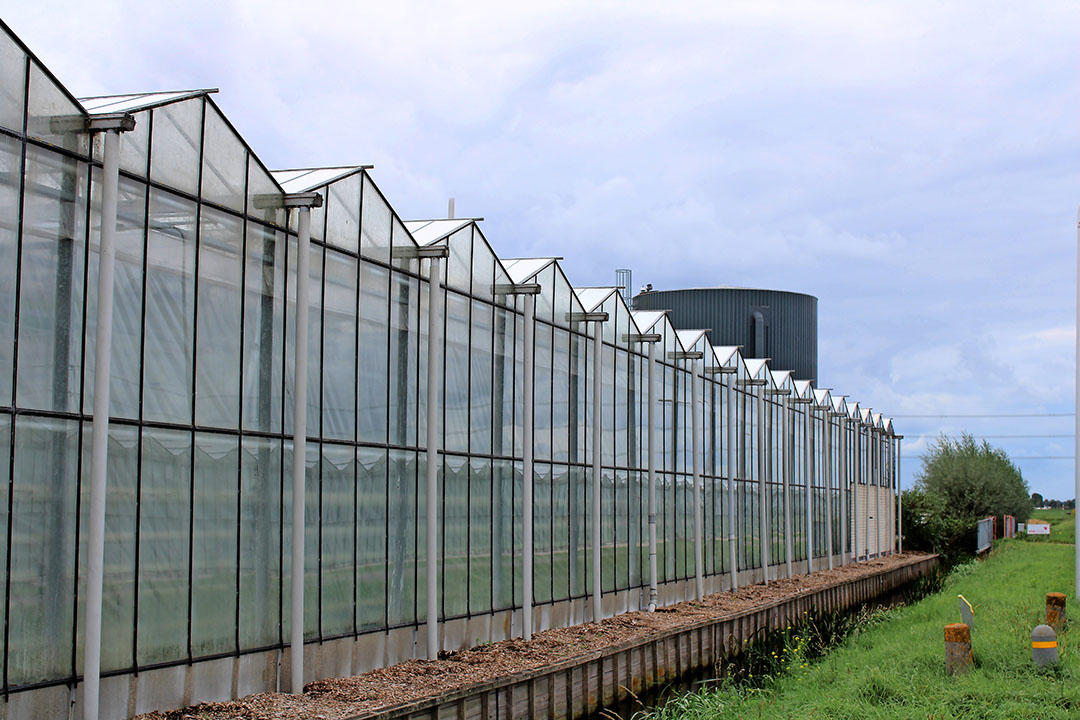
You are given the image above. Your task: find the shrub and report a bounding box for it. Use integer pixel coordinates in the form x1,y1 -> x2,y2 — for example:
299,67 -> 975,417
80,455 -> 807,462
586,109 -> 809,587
901,433 -> 1032,565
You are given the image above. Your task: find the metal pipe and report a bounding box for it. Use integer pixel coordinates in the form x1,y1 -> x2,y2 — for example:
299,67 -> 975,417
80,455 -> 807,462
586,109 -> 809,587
806,407 -> 814,573
1076,204 -> 1080,597
783,397 -> 792,578
83,128 -> 122,720
888,433 -> 894,554
897,437 -> 903,554
852,424 -> 859,563
647,342 -> 658,611
522,293 -> 535,640
864,427 -> 870,560
591,320 -> 603,622
839,417 -> 848,565
290,206 -> 311,693
758,387 -> 768,583
726,371 -> 738,591
825,412 -> 834,570
876,430 -> 883,557
691,360 -> 704,599
426,256 -> 442,658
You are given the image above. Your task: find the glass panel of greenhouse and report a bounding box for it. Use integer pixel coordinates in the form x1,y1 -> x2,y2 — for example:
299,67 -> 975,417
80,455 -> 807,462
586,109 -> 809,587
0,18 -> 901,707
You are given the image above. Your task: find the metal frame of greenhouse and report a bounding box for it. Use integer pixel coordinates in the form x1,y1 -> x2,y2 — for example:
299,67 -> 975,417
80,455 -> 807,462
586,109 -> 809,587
0,20 -> 902,720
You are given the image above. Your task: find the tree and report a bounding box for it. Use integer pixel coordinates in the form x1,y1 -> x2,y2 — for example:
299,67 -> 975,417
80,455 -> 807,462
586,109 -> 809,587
917,433 -> 1032,521
901,433 -> 1032,565
1031,492 -> 1044,508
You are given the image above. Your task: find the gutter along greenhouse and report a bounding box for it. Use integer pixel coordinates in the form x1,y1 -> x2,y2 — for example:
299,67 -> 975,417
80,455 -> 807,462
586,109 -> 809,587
0,20 -> 902,719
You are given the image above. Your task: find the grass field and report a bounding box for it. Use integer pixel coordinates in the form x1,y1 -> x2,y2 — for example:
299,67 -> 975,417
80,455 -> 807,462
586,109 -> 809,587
640,541 -> 1078,719
1026,508 -> 1076,545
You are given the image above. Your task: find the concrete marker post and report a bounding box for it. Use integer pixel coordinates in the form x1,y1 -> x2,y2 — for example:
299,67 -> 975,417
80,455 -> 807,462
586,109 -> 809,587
1046,592 -> 1067,634
944,623 -> 973,675
1032,624 -> 1058,667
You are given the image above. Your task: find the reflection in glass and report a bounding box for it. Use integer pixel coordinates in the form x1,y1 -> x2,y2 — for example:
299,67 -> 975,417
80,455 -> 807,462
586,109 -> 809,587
242,224 -> 284,432
83,174 -> 146,419
143,190 -> 197,424
322,250 -> 357,440
200,104 -> 246,211
357,262 -> 389,443
239,436 -> 280,650
196,207 -> 244,428
0,135 -> 20,405
16,145 -> 86,412
137,428 -> 191,665
9,416 -> 77,684
321,443 -> 355,635
357,446 -> 387,630
192,432 -> 239,656
150,99 -> 203,195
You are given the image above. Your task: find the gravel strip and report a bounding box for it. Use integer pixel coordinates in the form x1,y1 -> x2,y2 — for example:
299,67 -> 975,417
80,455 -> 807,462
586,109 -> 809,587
138,553 -> 930,720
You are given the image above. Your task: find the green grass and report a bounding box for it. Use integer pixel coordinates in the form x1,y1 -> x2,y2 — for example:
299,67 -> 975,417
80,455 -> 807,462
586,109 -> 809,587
1026,509 -> 1076,545
638,541 -> 1079,719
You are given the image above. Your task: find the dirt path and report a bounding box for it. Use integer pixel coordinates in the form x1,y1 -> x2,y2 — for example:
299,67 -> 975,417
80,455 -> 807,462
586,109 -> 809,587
140,553 -> 931,720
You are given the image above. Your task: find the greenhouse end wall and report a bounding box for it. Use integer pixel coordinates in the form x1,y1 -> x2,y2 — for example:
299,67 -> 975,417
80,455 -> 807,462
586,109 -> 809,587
0,21 -> 900,719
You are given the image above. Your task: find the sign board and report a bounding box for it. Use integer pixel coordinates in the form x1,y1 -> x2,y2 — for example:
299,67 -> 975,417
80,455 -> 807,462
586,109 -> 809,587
1018,523 -> 1026,533
1028,523 -> 1050,535
958,595 -> 974,629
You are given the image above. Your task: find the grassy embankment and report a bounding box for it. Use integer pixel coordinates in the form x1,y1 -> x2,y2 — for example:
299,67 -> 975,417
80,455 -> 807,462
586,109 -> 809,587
639,541 -> 1078,719
1025,508 -> 1075,545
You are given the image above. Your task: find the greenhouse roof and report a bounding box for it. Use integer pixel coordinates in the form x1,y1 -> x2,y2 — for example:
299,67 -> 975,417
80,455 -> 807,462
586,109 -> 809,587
744,358 -> 769,379
574,287 -> 619,313
630,311 -> 666,334
793,380 -> 814,400
675,329 -> 708,349
80,89 -> 216,114
404,219 -> 475,246
502,258 -> 558,284
712,345 -> 741,367
270,166 -> 367,194
772,370 -> 793,389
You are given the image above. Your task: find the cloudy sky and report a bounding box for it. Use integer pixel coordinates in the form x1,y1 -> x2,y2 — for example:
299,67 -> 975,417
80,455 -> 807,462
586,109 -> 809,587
7,1 -> 1079,497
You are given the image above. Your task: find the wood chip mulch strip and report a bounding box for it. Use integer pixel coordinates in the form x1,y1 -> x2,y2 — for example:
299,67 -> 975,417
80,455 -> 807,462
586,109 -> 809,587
139,552 -> 931,720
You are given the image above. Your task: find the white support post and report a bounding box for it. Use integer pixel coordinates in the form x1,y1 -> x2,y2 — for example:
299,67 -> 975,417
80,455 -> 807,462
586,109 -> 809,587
691,360 -> 704,599
897,436 -> 903,554
858,424 -> 864,561
758,387 -> 769,584
839,416 -> 848,566
876,430 -> 883,558
726,371 -> 738,591
806,407 -> 814,574
290,205 -> 312,692
1076,204 -> 1080,597
825,412 -> 834,570
782,397 -> 793,578
865,428 -> 871,560
522,293 -> 535,640
852,424 -> 859,563
591,320 -> 603,622
426,256 -> 443,658
647,342 -> 658,611
83,124 -> 125,720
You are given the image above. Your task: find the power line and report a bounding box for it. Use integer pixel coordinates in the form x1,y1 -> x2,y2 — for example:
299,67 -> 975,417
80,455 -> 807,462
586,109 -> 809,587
902,455 -> 1074,460
893,412 -> 1074,418
969,434 -> 1073,439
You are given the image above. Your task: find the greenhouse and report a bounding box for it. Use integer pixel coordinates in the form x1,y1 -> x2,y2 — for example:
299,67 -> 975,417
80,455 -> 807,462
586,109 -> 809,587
0,20 -> 900,719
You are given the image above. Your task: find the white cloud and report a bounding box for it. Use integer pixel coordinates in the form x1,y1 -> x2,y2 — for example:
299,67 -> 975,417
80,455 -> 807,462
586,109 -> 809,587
5,0 -> 1080,496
